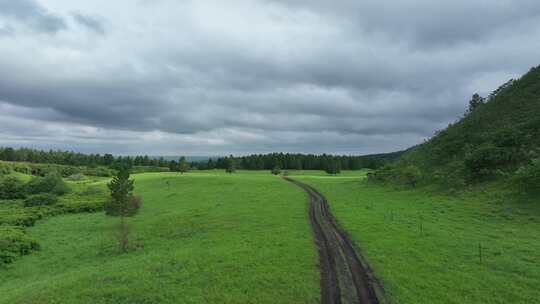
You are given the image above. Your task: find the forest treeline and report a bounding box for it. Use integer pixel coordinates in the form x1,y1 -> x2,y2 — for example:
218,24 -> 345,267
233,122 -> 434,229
0,147 -> 403,173
208,152 -> 403,171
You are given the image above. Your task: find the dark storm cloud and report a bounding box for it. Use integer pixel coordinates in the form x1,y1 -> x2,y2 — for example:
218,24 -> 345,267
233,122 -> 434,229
0,0 -> 539,155
0,0 -> 66,33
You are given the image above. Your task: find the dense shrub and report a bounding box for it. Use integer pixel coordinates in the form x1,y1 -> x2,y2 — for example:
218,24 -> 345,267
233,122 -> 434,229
368,164 -> 423,188
26,172 -> 69,195
24,193 -> 58,207
271,166 -> 281,175
0,226 -> 40,265
83,167 -> 113,177
514,159 -> 540,195
400,165 -> 423,187
0,163 -> 11,175
0,176 -> 26,199
80,185 -> 105,196
130,166 -> 170,174
464,145 -> 513,180
0,208 -> 42,227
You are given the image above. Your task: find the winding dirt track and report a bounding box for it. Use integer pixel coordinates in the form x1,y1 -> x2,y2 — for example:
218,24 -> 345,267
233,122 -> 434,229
284,177 -> 382,304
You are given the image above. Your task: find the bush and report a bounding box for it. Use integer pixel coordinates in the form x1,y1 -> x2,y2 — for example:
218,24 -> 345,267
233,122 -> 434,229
0,176 -> 27,199
400,165 -> 422,187
0,163 -> 12,175
83,167 -> 113,177
464,144 -> 513,181
368,164 -> 422,187
271,166 -> 281,175
80,185 -> 105,196
514,159 -> 540,195
24,193 -> 58,207
26,172 -> 70,195
129,166 -> 170,174
0,226 -> 40,265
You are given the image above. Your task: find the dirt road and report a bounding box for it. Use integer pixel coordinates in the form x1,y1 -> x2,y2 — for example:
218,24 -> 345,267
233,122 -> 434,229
284,177 -> 382,304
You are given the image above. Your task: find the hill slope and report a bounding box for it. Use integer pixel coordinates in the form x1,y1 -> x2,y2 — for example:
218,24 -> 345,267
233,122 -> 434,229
373,65 -> 540,188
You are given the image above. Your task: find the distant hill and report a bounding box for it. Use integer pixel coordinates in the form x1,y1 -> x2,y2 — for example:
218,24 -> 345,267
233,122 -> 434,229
372,65 -> 540,189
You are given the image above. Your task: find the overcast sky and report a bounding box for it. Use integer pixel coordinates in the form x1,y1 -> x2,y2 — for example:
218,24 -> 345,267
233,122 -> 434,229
1,0 -> 539,156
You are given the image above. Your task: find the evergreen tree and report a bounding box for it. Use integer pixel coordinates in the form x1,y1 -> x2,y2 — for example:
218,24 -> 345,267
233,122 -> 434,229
105,168 -> 141,252
468,93 -> 485,113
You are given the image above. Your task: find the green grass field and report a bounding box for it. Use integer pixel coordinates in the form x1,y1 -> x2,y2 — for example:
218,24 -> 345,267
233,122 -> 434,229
0,172 -> 319,304
2,170 -> 539,303
294,173 -> 540,303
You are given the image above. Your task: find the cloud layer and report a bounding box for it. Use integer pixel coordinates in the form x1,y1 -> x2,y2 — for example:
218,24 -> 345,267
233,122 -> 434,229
1,0 -> 539,155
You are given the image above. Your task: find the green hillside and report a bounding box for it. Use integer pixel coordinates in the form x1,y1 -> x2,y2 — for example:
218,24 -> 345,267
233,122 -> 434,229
372,65 -> 540,191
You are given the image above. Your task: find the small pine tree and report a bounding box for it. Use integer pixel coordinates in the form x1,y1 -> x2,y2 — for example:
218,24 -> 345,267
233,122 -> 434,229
271,165 -> 281,175
105,168 -> 141,252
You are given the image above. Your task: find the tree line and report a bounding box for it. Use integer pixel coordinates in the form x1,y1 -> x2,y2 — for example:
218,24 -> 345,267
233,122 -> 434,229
0,147 -> 403,172
204,152 -> 402,171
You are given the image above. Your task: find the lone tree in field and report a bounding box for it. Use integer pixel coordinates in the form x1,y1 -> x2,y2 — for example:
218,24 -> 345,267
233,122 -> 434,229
105,168 -> 141,252
271,165 -> 281,175
226,155 -> 236,173
179,156 -> 190,173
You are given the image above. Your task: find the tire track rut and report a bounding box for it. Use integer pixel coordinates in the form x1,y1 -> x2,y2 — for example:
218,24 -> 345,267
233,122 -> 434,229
284,177 -> 382,304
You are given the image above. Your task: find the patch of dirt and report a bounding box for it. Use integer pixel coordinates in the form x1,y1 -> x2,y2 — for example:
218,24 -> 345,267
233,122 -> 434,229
284,177 -> 384,304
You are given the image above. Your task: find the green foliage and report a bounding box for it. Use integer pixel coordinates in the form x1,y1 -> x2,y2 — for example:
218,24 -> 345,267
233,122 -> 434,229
105,169 -> 139,217
0,226 -> 40,265
0,163 -> 12,175
67,173 -> 86,181
0,176 -> 26,199
82,167 -> 113,177
0,171 -> 107,265
226,156 -> 236,173
368,164 -> 422,188
324,160 -> 341,175
401,165 -> 422,187
129,166 -> 170,174
514,158 -> 540,195
464,144 -> 513,180
378,65 -> 540,188
80,185 -> 105,196
178,157 -> 190,173
26,172 -> 70,196
24,193 -> 58,207
210,151 -> 403,171
271,166 -> 281,175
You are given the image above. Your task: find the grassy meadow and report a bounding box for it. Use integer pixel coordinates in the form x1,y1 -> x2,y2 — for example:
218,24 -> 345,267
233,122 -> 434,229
293,172 -> 540,303
0,171 -> 319,304
2,169 -> 539,303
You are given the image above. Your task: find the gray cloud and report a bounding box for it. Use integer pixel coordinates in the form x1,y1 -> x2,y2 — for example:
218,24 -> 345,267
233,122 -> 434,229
0,0 -> 539,155
72,12 -> 105,35
0,0 -> 66,34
